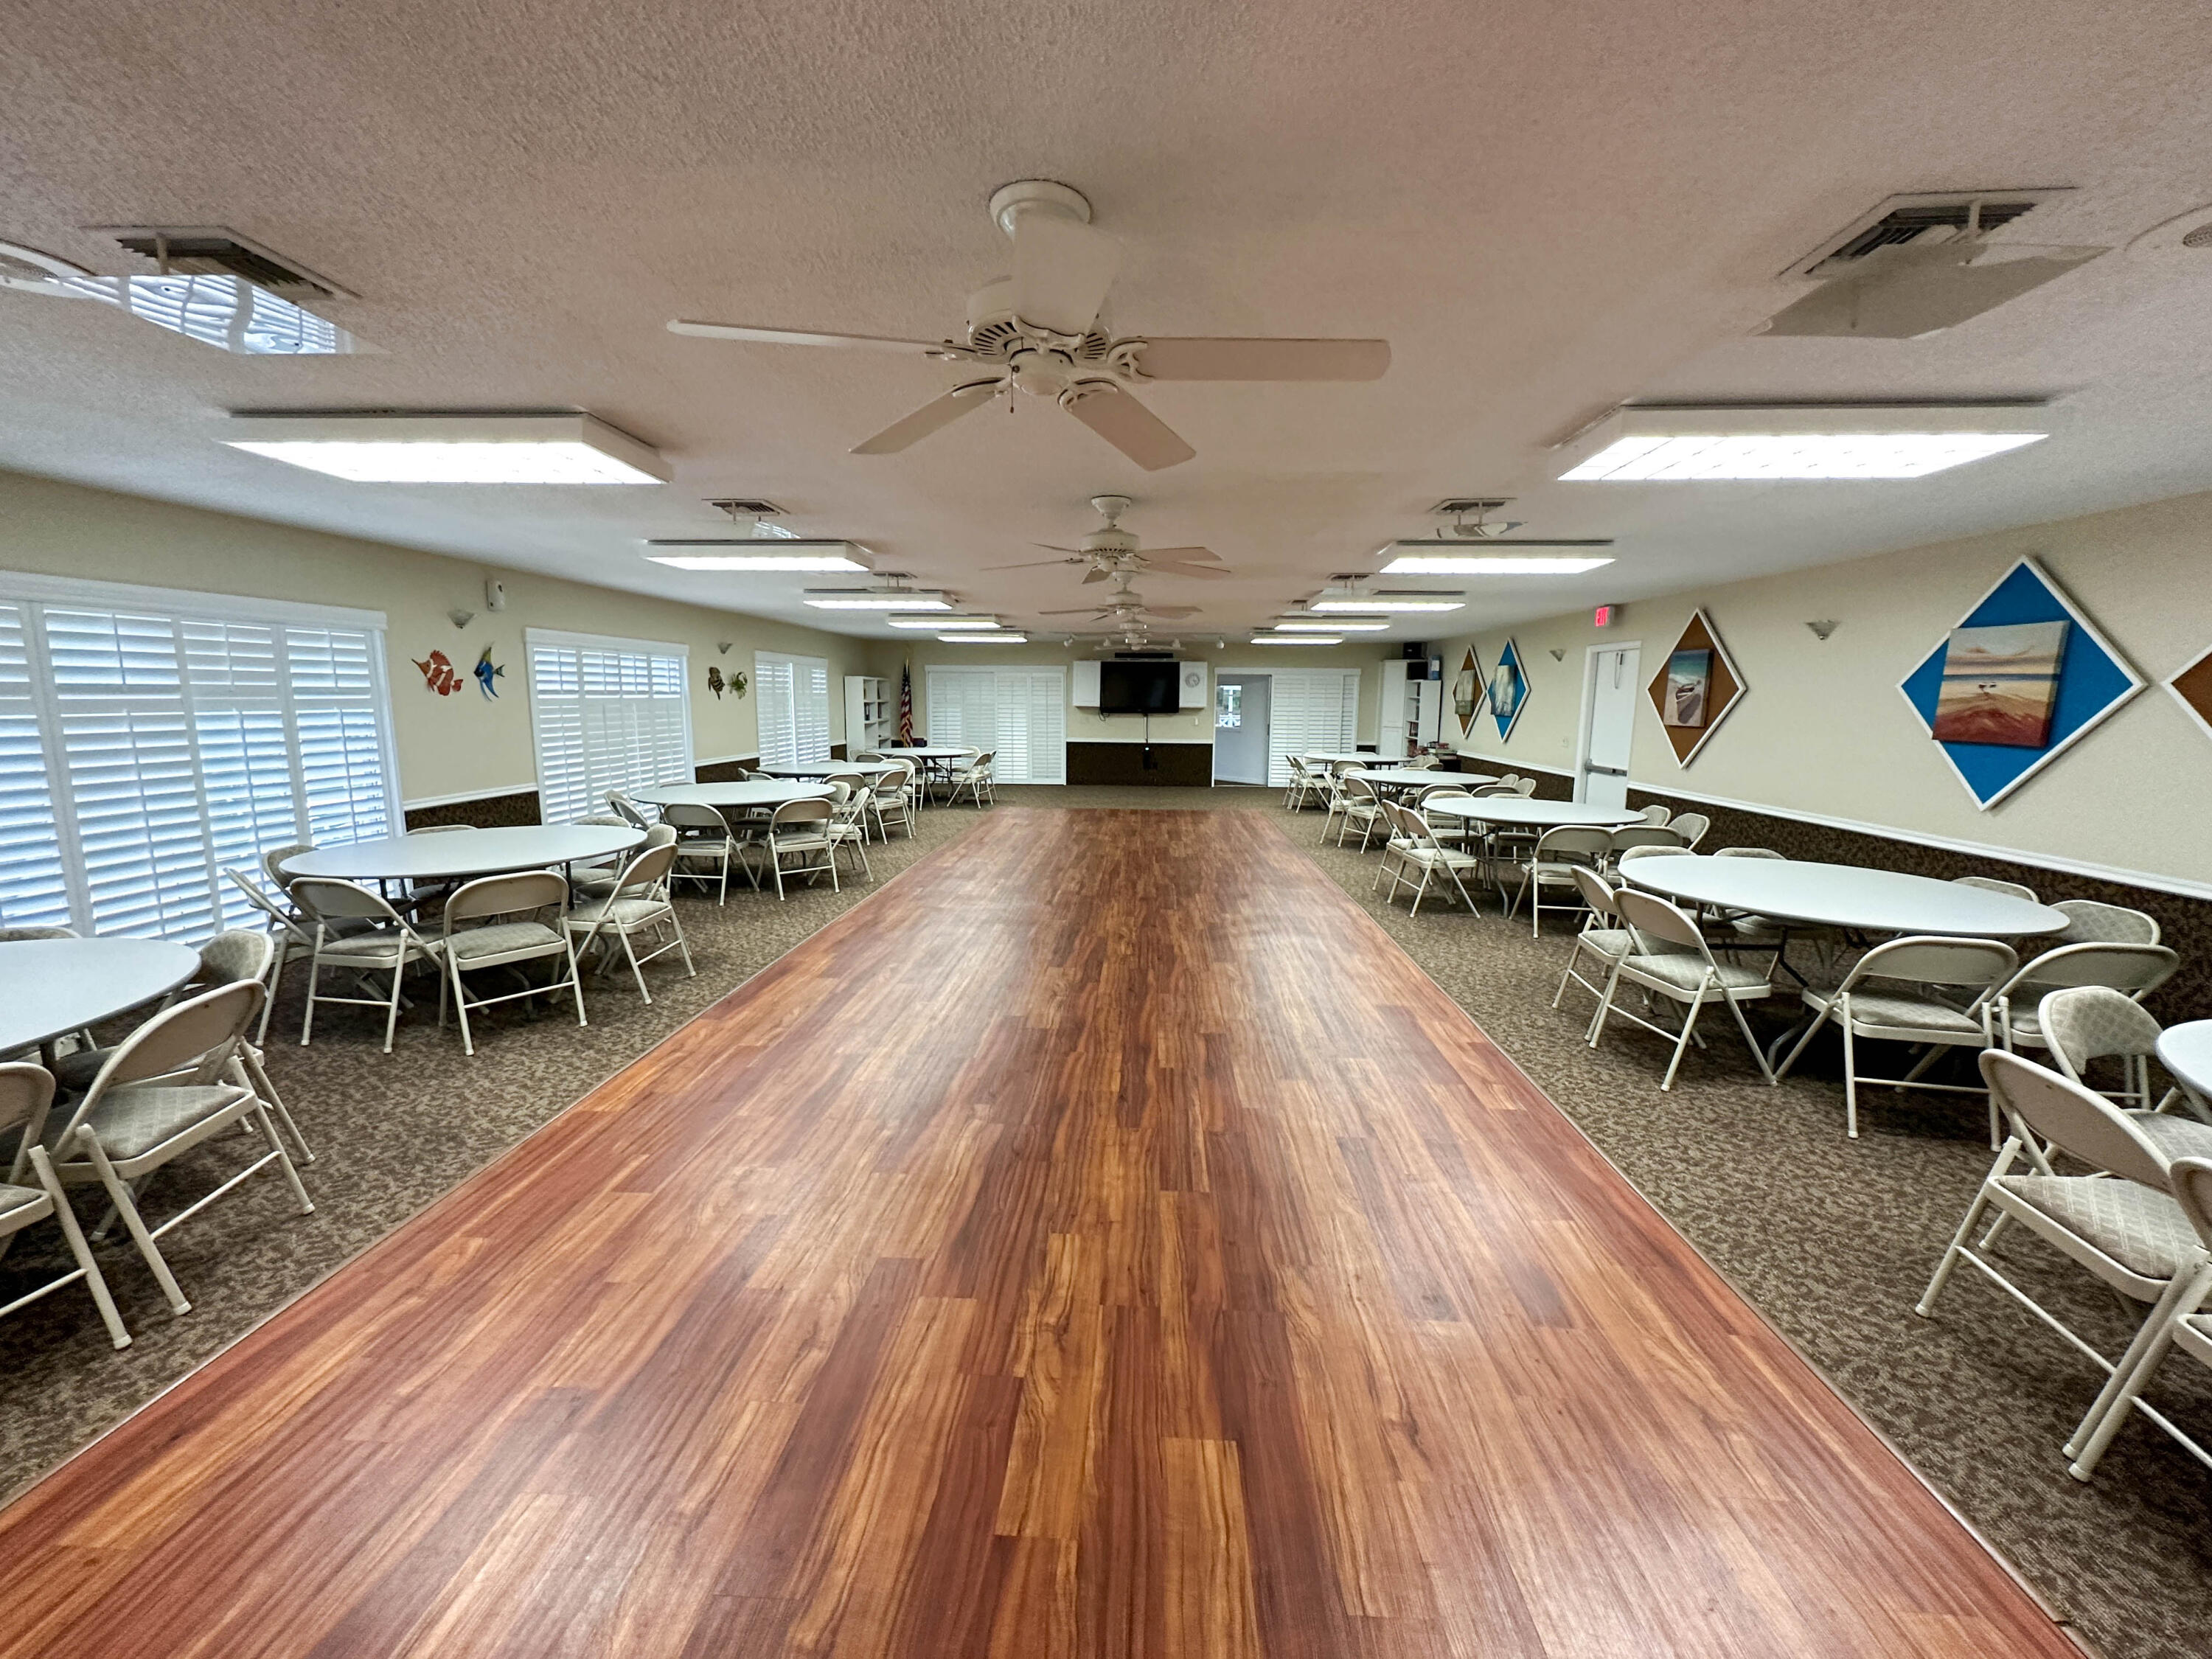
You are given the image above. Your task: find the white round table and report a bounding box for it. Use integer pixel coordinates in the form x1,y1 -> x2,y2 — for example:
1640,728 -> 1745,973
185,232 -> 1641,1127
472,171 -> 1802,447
1621,855 -> 2067,937
634,780 -> 835,811
282,824 -> 642,884
1423,798 -> 1645,830
2156,1023 -> 2212,1110
876,746 -> 972,760
756,760 -> 903,781
1351,767 -> 1476,793
0,938 -> 202,1058
1304,751 -> 1378,768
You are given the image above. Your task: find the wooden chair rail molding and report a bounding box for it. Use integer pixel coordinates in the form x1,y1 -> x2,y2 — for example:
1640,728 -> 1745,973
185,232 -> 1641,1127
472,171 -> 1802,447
0,809 -> 2079,1658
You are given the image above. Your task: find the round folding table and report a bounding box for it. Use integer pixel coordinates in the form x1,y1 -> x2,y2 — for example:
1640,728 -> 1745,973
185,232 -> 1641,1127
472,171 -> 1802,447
283,824 -> 643,885
633,781 -> 835,812
0,938 -> 203,1063
1621,856 -> 2067,939
2156,1022 -> 2212,1118
1421,799 -> 1644,830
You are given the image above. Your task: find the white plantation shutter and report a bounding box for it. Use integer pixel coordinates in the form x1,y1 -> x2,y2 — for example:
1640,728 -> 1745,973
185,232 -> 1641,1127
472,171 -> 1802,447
925,665 -> 1065,784
754,652 -> 830,768
526,630 -> 692,823
1259,668 -> 1360,786
0,576 -> 395,939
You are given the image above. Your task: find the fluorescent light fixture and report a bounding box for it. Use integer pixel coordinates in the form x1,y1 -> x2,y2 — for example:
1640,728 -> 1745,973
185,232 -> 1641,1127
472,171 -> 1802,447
802,590 -> 951,611
223,412 -> 669,483
1275,616 -> 1389,631
1251,633 -> 1343,645
939,633 -> 1026,644
644,539 -> 870,572
1377,540 -> 1614,575
887,615 -> 998,630
37,273 -> 367,355
1558,404 -> 2048,481
1310,594 -> 1464,613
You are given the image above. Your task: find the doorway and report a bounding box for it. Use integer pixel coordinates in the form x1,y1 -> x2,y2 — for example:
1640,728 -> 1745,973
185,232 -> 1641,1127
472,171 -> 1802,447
1577,643 -> 1640,808
1212,673 -> 1271,785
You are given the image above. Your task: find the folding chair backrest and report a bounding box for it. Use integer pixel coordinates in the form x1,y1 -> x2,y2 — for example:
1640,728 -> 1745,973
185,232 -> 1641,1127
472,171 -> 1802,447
410,824 -> 472,835
0,1063 -> 56,1180
265,844 -> 311,892
1615,845 -> 1682,867
643,823 -> 678,850
291,877 -> 406,927
445,870 -> 566,928
1980,1050 -> 2168,1190
1534,825 -> 1613,863
661,802 -> 728,833
825,772 -> 866,794
609,839 -> 680,894
0,925 -> 74,942
607,793 -> 652,830
574,813 -> 630,829
1608,825 -> 1685,854
2040,985 -> 2163,1076
2169,1158 -> 2212,1251
1669,812 -> 1711,848
1845,936 -> 2016,996
1512,779 -> 1537,796
771,797 -> 833,830
1571,864 -> 1618,918
1714,846 -> 1782,860
81,980 -> 262,1101
1470,783 -> 1514,797
1953,874 -> 2039,902
198,928 -> 275,991
2054,899 -> 2159,945
1614,888 -> 1708,957
1638,804 -> 1672,827
224,868 -> 310,941
2011,942 -> 2180,999
1342,773 -> 1377,801
1413,782 -> 1465,807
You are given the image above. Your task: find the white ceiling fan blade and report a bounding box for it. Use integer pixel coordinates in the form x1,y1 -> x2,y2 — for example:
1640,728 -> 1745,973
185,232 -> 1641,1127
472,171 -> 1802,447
1142,560 -> 1230,580
1139,603 -> 1201,619
1123,337 -> 1391,380
669,319 -> 971,357
1080,566 -> 1113,584
1032,543 -> 1090,553
984,556 -> 1079,571
849,380 -> 1002,455
1011,215 -> 1123,336
1062,383 -> 1195,471
1141,544 -> 1220,563
1038,604 -> 1115,616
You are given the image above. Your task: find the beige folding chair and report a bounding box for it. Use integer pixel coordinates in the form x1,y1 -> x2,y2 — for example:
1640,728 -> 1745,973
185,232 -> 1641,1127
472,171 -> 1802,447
1553,866 -> 1639,1038
44,980 -> 313,1316
946,750 -> 996,807
263,844 -> 312,895
1323,771 -> 1386,849
1668,812 -> 1711,849
1377,801 -> 1483,914
1284,756 -> 1326,811
1772,936 -> 2017,1140
1509,825 -> 1613,936
290,877 -> 435,1053
1636,804 -> 1672,827
564,840 -> 694,1004
607,791 -> 653,832
662,801 -> 736,904
867,761 -> 917,840
2066,1156 -> 2212,1481
0,1063 -> 131,1348
1994,942 -> 2180,1057
2041,985 -> 2201,1125
2052,899 -> 2160,945
1590,888 -> 1776,1090
826,782 -> 874,880
431,872 -> 586,1056
1605,824 -> 1686,868
1917,1051 -> 2206,1472
751,797 -> 838,898
1953,874 -> 2040,902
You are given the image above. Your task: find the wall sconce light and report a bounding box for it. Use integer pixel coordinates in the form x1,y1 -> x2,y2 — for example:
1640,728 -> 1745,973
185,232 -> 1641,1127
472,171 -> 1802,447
1806,619 -> 1840,640
717,641 -> 734,655
448,608 -> 476,630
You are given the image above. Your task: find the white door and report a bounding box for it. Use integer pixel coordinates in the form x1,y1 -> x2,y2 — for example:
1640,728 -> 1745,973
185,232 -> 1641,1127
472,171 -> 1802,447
1579,644 -> 1640,809
1212,674 -> 1270,785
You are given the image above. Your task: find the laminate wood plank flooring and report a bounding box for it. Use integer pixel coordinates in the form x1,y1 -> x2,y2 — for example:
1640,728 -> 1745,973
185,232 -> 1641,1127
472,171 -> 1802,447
0,809 -> 2081,1658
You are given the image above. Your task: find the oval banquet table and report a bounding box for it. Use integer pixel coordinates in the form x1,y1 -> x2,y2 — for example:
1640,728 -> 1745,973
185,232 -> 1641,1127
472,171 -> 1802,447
2157,1021 -> 2212,1114
1423,798 -> 1646,830
1622,855 -> 2068,937
633,780 -> 835,812
754,760 -> 905,781
0,937 -> 202,1058
282,824 -> 642,884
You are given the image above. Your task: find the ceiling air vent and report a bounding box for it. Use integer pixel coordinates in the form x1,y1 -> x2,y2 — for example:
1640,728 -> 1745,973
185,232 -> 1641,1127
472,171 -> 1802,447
97,227 -> 351,299
1786,191 -> 2066,279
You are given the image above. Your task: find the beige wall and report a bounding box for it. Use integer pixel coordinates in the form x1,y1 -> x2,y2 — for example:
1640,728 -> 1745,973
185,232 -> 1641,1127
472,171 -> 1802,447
863,639 -> 1393,751
0,469 -> 865,806
1430,489 -> 2212,894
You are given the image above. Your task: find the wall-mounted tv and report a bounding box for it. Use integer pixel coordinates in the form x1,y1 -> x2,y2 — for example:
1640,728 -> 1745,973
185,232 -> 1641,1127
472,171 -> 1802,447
1098,659 -> 1179,714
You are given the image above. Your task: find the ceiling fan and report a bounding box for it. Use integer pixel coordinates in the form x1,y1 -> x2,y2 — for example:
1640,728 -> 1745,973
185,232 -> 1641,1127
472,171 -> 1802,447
1037,571 -> 1200,623
988,493 -> 1228,584
667,180 -> 1389,470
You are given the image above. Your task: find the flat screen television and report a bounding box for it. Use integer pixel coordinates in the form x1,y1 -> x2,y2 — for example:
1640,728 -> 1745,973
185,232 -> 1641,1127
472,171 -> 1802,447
1097,659 -> 1179,715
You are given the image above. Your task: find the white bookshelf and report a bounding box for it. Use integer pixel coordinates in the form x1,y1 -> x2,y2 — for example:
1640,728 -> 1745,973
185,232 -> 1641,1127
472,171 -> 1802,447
844,675 -> 895,756
1377,660 -> 1444,758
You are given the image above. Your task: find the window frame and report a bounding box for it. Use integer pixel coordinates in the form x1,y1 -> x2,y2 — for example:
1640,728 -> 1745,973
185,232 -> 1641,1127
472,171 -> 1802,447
523,627 -> 694,824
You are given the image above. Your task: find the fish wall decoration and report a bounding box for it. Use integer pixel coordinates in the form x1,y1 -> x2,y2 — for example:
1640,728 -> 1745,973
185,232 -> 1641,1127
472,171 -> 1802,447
474,645 -> 506,700
413,649 -> 462,696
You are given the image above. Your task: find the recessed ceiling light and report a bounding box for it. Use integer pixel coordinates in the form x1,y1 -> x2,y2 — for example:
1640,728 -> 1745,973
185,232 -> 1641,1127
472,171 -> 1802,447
887,614 -> 998,630
1380,553 -> 1614,574
802,590 -> 951,611
1310,594 -> 1464,613
1558,404 -> 2048,481
939,633 -> 1025,644
643,539 -> 870,572
1251,633 -> 1343,645
1275,616 -> 1389,631
223,412 -> 669,482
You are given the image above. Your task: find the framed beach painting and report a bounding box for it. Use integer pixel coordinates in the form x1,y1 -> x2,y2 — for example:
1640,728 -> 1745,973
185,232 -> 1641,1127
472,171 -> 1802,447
1644,610 -> 1744,765
1930,620 -> 2069,748
1662,647 -> 1712,728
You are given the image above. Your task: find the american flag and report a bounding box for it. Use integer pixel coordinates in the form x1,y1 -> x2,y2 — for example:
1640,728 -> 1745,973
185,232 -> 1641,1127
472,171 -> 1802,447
897,659 -> 915,744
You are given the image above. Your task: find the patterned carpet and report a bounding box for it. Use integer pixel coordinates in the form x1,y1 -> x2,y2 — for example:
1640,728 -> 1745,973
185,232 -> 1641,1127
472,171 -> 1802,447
2,783 -> 2205,1659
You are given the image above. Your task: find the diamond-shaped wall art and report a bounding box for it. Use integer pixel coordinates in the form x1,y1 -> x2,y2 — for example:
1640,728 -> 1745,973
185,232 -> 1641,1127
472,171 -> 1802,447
1645,608 -> 1745,767
1898,557 -> 2143,810
1486,637 -> 1529,742
2165,641 -> 2212,749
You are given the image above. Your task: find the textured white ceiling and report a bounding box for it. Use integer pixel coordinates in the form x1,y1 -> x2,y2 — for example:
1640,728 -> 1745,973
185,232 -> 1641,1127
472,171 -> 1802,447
4,0 -> 2212,644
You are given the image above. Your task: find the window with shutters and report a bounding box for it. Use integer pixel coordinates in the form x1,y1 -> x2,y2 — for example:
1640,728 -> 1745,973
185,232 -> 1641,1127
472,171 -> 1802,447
525,630 -> 692,824
925,665 -> 1066,784
1252,668 -> 1360,786
754,651 -> 831,769
0,574 -> 397,939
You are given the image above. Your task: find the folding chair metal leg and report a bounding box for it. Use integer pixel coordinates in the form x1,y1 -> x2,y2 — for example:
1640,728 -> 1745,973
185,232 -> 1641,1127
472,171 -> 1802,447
235,1047 -> 314,1165
1659,997 -> 1706,1091
1843,1023 -> 1859,1137
2062,1261 -> 2212,1477
27,1147 -> 131,1348
83,1139 -> 189,1315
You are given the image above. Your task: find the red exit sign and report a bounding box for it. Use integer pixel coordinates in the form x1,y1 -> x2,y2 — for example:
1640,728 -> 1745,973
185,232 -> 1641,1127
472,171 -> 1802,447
1593,604 -> 1622,628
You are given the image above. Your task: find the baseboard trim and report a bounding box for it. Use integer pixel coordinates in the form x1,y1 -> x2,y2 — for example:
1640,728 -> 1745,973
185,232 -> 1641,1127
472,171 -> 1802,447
1452,753 -> 2212,904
